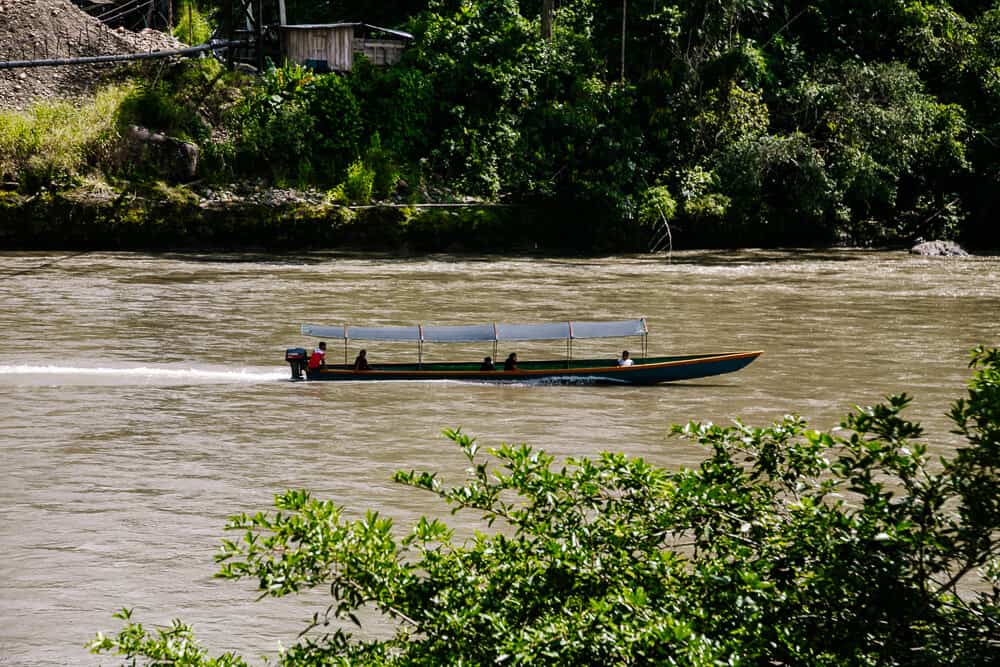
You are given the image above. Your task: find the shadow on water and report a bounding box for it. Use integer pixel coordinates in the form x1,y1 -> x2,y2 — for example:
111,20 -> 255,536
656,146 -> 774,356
154,251 -> 542,266
153,251 -> 333,265
22,249 -> 887,273
663,249 -> 884,265
157,249 -> 879,267
0,251 -> 92,280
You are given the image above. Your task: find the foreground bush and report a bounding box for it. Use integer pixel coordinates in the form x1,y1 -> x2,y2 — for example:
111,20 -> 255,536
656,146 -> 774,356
92,348 -> 1000,665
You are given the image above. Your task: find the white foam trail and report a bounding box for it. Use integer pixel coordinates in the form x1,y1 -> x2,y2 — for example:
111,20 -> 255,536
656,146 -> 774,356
0,364 -> 288,383
523,375 -> 628,386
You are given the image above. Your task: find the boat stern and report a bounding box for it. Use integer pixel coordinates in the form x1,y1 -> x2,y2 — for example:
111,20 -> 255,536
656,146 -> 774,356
285,348 -> 308,380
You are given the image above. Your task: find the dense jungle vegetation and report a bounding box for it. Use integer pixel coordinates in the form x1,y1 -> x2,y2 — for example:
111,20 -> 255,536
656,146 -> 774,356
91,349 -> 1000,665
3,0 -> 999,249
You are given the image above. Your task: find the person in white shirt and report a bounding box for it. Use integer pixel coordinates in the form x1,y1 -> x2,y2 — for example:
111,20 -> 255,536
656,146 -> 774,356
618,350 -> 634,367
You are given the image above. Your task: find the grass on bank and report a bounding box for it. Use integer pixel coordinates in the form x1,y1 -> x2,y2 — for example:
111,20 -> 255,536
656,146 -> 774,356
0,85 -> 132,189
0,61 -> 404,205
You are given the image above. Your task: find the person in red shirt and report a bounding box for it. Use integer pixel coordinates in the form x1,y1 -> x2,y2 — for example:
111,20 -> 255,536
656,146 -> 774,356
308,342 -> 327,370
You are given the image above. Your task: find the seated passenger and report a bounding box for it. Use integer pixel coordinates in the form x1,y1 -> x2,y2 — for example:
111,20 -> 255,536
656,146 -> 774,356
480,356 -> 496,371
618,350 -> 634,367
353,349 -> 371,371
503,352 -> 518,371
308,342 -> 327,370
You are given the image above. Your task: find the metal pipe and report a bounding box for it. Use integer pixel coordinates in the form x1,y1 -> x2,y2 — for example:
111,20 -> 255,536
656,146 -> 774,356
0,40 -> 239,70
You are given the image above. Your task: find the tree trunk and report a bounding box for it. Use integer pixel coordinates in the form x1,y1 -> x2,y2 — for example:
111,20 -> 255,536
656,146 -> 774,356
541,0 -> 553,39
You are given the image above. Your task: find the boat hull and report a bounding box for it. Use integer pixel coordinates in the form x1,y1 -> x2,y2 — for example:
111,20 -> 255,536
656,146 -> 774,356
299,351 -> 762,385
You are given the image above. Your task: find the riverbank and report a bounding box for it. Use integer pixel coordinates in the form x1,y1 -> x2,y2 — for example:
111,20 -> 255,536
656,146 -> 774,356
0,180 -> 549,252
4,177 -> 994,254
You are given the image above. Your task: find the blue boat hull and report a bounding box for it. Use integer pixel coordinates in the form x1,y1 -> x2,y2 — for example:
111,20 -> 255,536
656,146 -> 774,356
299,351 -> 762,385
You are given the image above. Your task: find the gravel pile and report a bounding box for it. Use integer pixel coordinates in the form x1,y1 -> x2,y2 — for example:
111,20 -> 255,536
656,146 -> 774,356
0,0 -> 187,111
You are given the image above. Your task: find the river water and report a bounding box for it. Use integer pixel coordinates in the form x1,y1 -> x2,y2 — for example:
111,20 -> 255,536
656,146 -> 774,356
0,249 -> 997,665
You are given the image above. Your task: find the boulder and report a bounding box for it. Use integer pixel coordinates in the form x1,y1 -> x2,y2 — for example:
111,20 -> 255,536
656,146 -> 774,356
119,125 -> 199,182
910,240 -> 969,257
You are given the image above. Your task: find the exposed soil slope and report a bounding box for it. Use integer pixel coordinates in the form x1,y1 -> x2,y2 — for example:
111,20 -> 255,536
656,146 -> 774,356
0,0 -> 184,110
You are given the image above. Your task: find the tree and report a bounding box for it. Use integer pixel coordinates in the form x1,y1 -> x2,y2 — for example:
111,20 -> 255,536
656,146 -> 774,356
791,61 -> 969,244
92,348 -> 1000,665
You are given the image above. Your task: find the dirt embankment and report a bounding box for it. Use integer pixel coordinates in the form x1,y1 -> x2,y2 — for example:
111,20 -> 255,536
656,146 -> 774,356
0,0 -> 185,110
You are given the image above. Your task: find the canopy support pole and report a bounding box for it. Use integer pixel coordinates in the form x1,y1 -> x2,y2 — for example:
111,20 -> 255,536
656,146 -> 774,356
567,321 -> 574,368
344,339 -> 348,367
492,322 -> 499,362
418,324 -> 424,369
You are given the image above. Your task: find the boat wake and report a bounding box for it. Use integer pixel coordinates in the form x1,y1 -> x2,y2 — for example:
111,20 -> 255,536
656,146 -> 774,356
522,375 -> 629,386
0,364 -> 288,386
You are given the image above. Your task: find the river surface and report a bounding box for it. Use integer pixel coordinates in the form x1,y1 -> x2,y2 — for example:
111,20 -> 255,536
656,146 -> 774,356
0,249 -> 998,665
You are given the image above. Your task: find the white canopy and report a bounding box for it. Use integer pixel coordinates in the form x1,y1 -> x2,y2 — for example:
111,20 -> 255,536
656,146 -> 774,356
301,319 -> 648,343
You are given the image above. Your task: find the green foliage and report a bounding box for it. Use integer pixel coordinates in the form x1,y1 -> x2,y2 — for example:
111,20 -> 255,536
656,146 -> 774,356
638,184 -> 677,226
173,0 -> 215,45
231,62 -> 319,179
90,608 -> 248,667
115,59 -> 234,147
793,61 -> 969,244
677,166 -> 731,229
349,59 -> 434,159
231,64 -> 365,182
691,83 -> 770,156
306,73 -> 364,174
405,0 -> 539,196
0,85 -> 129,190
93,349 -> 1000,665
117,83 -> 203,141
343,159 -> 374,204
361,133 -> 400,200
717,132 -> 835,244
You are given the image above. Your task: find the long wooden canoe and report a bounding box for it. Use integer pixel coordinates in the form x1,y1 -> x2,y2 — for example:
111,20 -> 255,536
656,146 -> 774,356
287,319 -> 761,385
296,352 -> 758,385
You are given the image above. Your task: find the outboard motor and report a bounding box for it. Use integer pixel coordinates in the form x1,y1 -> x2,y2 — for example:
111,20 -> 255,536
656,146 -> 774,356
286,348 -> 308,380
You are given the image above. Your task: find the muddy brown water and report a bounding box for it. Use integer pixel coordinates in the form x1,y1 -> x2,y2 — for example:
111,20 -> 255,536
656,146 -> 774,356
1,249 -> 997,665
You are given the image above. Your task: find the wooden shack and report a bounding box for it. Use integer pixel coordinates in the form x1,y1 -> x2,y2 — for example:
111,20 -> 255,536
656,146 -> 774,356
279,23 -> 413,73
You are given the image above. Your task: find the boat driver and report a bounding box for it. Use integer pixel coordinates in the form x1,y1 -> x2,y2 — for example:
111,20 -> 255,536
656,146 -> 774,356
308,342 -> 327,370
618,350 -> 634,367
